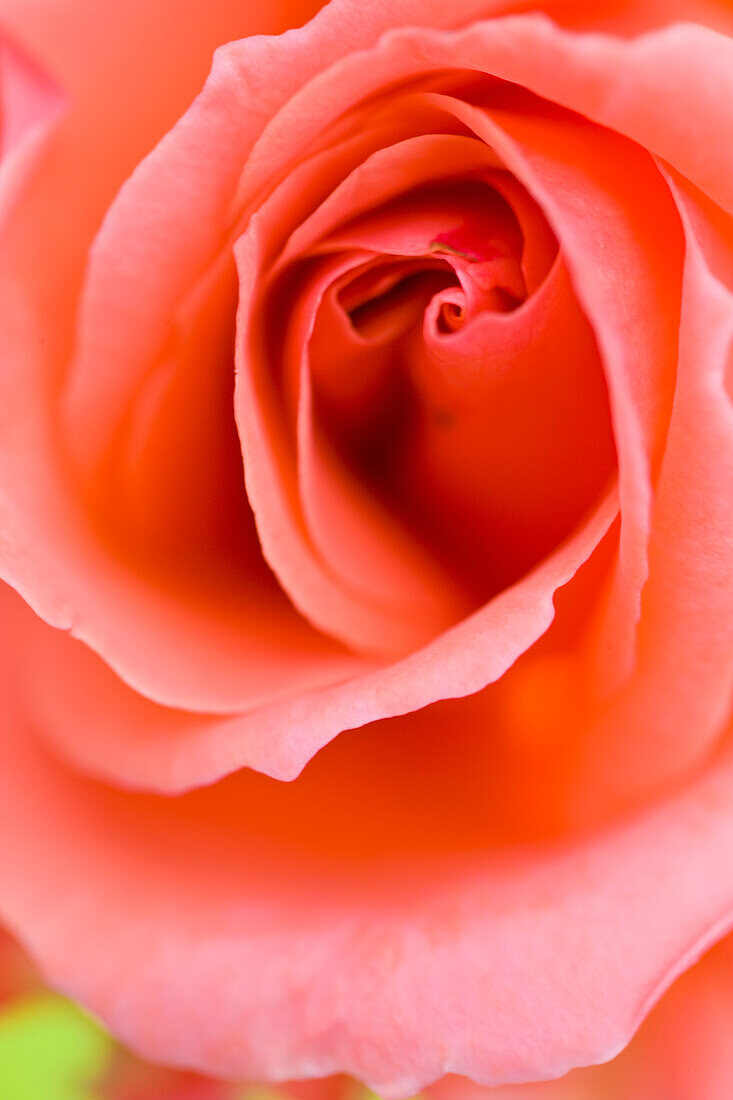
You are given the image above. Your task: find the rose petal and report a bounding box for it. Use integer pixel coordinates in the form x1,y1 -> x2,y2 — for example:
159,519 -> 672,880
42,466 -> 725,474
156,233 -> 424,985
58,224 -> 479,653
567,174 -> 733,821
407,252 -> 613,599
0,32 -> 63,227
0,0 -> 367,715
426,935 -> 733,1100
3,673 -> 733,1092
7,476 -> 612,792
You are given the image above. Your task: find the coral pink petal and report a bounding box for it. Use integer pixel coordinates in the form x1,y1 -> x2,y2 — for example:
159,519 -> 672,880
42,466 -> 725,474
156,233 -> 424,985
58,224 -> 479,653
427,938 -> 733,1100
297,305 -> 471,639
278,132 -> 499,267
408,255 -> 614,597
482,170 -> 557,295
568,0 -> 733,35
0,310 -> 369,716
0,32 -> 63,226
296,363 -> 470,626
4,676 -> 733,1092
7,482 -> 612,791
60,40 -> 287,477
568,176 -> 733,820
610,937 -> 733,1100
474,18 -> 733,218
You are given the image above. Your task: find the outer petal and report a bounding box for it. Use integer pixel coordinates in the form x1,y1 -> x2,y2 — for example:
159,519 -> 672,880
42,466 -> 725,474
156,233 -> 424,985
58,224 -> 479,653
6,479 -> 612,791
235,12 -> 733,220
567,178 -> 733,821
3,661 -> 733,1093
0,0 -> 341,718
428,936 -> 733,1099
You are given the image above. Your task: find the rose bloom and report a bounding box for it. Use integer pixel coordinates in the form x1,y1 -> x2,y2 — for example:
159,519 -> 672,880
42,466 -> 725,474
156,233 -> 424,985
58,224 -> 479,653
0,0 -> 732,1093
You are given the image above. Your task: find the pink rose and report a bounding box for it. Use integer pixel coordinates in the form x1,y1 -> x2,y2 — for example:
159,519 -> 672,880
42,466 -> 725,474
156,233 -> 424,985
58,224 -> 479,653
0,0 -> 732,1093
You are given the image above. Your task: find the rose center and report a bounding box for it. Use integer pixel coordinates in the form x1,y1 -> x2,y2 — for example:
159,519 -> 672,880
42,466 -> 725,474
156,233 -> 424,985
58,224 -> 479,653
281,173 -> 613,610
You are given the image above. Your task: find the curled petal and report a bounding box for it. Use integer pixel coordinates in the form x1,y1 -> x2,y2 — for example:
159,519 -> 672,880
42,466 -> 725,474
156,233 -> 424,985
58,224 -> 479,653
9,476 -> 612,790
568,175 -> 733,821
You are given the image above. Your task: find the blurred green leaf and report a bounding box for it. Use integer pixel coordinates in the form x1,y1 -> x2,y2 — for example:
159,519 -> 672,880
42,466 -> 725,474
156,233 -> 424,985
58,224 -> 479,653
0,993 -> 113,1100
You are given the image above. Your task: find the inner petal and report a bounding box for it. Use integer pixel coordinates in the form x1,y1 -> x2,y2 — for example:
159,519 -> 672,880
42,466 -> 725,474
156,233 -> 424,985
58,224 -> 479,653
292,254 -> 472,627
304,187 -> 613,605
316,176 -> 527,316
